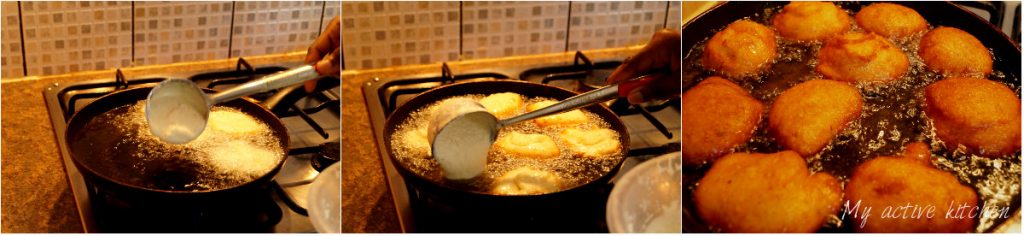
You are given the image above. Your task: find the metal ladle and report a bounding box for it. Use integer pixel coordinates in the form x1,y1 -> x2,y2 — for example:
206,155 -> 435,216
145,65 -> 324,144
427,74 -> 657,180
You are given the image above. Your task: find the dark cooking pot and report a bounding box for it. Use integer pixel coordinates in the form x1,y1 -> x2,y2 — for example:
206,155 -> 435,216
680,1 -> 1021,233
64,86 -> 289,231
383,80 -> 630,232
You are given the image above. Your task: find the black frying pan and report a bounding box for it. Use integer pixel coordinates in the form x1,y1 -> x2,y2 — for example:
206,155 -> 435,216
64,87 -> 289,206
679,1 -> 1021,233
382,80 -> 629,232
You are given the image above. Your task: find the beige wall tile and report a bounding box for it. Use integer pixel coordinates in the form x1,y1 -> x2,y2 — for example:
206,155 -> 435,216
134,1 -> 233,66
2,1 -> 673,76
341,1 -> 460,70
2,1 -> 23,78
20,1 -> 131,76
2,1 -> 337,78
568,1 -> 668,51
230,1 -> 325,58
668,1 -> 682,29
341,1 -> 680,70
324,1 -> 339,24
462,1 -> 568,60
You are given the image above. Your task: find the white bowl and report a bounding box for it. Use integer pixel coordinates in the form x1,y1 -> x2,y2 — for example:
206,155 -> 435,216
308,162 -> 341,233
607,152 -> 682,233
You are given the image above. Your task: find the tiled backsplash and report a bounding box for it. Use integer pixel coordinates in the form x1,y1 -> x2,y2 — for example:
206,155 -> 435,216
17,1 -> 134,77
0,1 -> 340,79
231,1 -> 338,58
3,1 -> 676,77
340,1 -> 461,69
1,2 -> 24,78
568,1 -> 678,51
341,1 -> 682,70
462,1 -> 567,60
134,1 -> 231,66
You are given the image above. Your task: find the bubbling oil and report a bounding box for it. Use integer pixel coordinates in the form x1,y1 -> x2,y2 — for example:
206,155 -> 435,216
391,95 -> 623,195
71,100 -> 284,192
683,4 -> 1021,233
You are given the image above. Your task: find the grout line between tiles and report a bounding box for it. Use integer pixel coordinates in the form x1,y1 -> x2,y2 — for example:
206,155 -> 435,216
131,1 -> 135,65
564,1 -> 572,52
317,0 -> 326,37
17,1 -> 27,76
227,1 -> 236,59
662,1 -> 669,29
458,1 -> 463,61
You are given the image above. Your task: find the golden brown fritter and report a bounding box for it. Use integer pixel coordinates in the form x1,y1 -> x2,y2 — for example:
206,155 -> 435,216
817,32 -> 909,83
844,142 -> 978,233
919,27 -> 993,77
924,77 -> 1021,157
491,167 -> 562,195
855,3 -> 929,39
769,80 -> 862,156
479,92 -> 523,119
558,128 -> 621,158
680,77 -> 764,165
494,131 -> 560,159
772,2 -> 851,42
694,151 -> 842,233
702,20 -> 778,77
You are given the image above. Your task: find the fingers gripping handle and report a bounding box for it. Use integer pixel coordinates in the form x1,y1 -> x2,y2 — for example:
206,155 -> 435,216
617,74 -> 657,97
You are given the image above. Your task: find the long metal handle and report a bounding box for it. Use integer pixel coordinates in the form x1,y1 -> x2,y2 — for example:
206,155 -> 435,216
498,74 -> 658,127
209,65 -> 320,104
499,84 -> 619,127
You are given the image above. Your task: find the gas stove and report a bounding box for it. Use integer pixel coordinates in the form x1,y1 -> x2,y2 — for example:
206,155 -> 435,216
362,51 -> 681,232
43,58 -> 340,232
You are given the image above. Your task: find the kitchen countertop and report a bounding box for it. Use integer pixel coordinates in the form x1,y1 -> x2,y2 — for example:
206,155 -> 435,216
0,52 -> 308,233
339,46 -> 642,233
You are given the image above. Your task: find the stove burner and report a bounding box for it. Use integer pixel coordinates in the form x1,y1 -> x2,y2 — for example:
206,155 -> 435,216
379,63 -> 513,115
311,141 -> 340,172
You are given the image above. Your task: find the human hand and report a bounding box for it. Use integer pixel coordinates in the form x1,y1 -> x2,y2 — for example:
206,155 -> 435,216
304,16 -> 341,93
606,29 -> 682,104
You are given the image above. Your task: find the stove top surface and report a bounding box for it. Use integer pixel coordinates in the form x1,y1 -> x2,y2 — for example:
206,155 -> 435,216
361,51 -> 681,232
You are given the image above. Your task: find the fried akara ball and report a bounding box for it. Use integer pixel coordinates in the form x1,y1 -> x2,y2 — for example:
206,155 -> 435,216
924,77 -> 1021,157
855,3 -> 928,39
694,150 -> 842,232
768,80 -> 863,157
844,142 -> 978,232
680,77 -> 763,165
493,131 -> 560,159
702,20 -> 778,77
558,128 -> 620,158
479,92 -> 523,119
491,167 -> 562,195
772,2 -> 851,42
816,32 -> 909,83
919,27 -> 993,77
